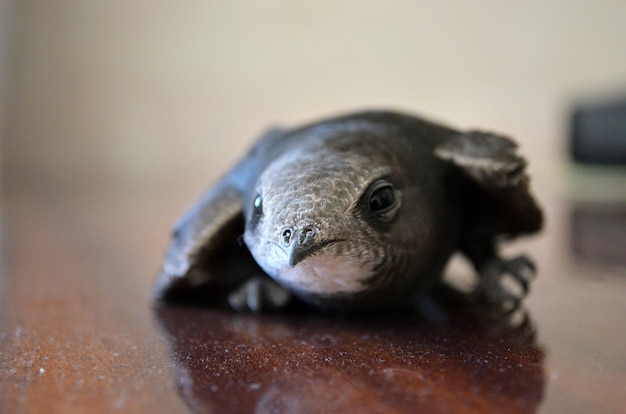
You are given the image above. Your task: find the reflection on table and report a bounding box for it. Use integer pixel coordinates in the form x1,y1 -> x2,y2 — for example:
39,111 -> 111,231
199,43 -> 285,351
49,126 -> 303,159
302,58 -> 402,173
155,287 -> 544,414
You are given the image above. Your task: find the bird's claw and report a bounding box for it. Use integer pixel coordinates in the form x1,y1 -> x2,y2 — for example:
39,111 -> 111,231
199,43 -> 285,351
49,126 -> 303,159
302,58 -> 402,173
473,255 -> 536,309
227,276 -> 292,312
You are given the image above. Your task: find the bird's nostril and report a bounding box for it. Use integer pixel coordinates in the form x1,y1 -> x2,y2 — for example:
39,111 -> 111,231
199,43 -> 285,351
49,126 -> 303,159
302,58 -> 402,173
281,226 -> 316,247
281,228 -> 293,246
298,227 -> 316,245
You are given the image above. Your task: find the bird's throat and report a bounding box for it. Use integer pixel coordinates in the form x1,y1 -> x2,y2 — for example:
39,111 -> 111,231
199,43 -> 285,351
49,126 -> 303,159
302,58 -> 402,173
273,255 -> 373,296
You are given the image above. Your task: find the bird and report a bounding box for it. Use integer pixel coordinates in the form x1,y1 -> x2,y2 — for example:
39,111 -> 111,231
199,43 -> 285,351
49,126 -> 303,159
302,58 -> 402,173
154,110 -> 543,312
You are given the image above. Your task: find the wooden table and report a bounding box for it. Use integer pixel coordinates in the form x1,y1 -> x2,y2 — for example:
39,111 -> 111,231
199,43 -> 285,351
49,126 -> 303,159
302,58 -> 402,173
1,182 -> 624,413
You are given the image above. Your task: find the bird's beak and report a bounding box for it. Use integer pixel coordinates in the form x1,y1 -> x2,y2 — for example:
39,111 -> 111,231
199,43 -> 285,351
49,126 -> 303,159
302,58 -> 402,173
281,227 -> 320,268
287,243 -> 311,268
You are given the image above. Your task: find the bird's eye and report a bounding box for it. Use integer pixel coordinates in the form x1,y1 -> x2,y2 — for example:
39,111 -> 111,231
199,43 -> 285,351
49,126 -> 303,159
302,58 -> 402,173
369,184 -> 396,214
253,194 -> 263,215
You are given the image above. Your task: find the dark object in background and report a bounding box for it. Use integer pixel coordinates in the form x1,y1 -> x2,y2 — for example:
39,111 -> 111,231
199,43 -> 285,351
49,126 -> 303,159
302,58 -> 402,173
571,203 -> 626,267
571,96 -> 626,165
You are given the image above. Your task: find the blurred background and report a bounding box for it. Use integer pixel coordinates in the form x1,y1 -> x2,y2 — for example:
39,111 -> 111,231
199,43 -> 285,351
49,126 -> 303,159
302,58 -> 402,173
2,1 -> 625,198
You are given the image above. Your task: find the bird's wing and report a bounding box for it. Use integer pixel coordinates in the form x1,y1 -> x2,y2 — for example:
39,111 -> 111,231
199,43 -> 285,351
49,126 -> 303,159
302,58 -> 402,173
434,131 -> 543,236
154,128 -> 285,302
153,181 -> 259,302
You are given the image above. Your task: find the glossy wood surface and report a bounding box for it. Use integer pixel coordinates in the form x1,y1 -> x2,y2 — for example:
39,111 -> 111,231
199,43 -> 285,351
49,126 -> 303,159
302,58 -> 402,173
1,183 -> 624,413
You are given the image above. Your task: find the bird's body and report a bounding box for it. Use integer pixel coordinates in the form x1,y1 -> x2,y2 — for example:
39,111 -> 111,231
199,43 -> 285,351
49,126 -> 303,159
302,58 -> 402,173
155,111 -> 543,311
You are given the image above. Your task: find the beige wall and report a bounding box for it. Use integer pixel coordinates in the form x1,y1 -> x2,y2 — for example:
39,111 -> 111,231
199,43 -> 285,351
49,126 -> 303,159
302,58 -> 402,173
3,1 -> 626,191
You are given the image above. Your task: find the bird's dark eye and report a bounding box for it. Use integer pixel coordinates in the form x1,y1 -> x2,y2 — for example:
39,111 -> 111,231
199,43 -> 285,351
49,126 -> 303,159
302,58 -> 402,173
369,184 -> 396,214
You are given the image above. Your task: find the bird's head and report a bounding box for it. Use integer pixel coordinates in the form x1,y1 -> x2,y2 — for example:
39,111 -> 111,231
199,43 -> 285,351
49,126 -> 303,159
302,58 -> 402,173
243,143 -> 433,307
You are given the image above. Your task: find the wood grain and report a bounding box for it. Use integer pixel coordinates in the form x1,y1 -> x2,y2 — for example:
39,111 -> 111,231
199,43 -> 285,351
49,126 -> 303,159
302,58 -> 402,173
1,185 -> 624,413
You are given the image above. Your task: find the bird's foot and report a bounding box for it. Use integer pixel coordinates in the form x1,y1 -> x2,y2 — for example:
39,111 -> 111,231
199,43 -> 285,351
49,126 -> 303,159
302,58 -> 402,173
227,276 -> 292,312
473,255 -> 536,309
